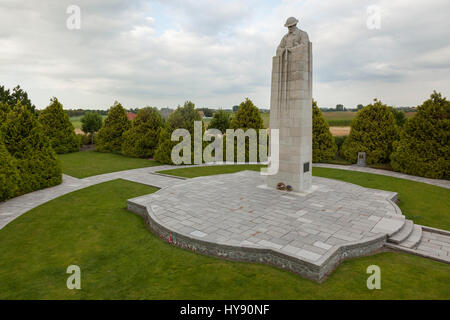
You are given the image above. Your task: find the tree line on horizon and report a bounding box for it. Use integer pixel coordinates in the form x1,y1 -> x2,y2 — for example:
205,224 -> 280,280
1,84 -> 448,203
90,91 -> 448,179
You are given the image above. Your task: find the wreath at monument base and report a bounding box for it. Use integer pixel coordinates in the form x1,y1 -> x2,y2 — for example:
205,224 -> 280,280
277,182 -> 286,190
277,182 -> 293,192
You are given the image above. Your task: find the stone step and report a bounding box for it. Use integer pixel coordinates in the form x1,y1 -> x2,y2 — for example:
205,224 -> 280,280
398,224 -> 423,248
388,219 -> 414,244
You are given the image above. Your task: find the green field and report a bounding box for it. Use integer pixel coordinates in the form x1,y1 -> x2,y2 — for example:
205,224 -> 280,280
261,112 -> 270,128
321,112 -> 360,126
70,115 -> 107,130
320,111 -> 416,127
0,177 -> 448,299
69,115 -> 84,130
203,112 -> 270,128
260,111 -> 355,128
58,151 -> 159,178
70,110 -> 416,130
259,111 -> 416,127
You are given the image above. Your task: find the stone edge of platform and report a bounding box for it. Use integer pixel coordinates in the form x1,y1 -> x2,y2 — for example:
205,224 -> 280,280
126,199 -> 388,282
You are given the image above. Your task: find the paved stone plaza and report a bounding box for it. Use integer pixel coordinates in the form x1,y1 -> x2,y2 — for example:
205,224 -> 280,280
128,170 -> 409,281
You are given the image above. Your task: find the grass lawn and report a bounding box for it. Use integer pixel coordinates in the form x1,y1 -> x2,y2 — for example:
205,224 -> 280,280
0,179 -> 448,299
58,151 -> 160,178
160,164 -> 264,178
319,157 -> 352,165
313,167 -> 450,231
159,165 -> 450,230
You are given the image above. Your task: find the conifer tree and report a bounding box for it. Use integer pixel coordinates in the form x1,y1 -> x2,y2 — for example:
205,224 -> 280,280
230,98 -> 263,130
96,101 -> 131,153
391,91 -> 449,178
341,99 -> 398,164
0,139 -> 20,201
154,101 -> 204,164
122,107 -> 164,158
1,102 -> 62,193
38,97 -> 80,154
0,102 -> 11,123
209,109 -> 231,133
312,100 -> 337,162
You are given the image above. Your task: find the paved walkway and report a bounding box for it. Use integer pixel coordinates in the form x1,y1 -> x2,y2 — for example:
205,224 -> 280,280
313,163 -> 450,189
416,229 -> 450,262
386,226 -> 450,263
1,162 -> 449,232
0,165 -> 178,230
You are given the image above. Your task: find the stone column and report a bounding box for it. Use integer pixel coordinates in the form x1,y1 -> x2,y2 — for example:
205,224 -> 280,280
266,41 -> 313,192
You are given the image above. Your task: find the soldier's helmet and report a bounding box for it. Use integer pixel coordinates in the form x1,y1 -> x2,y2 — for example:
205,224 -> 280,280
284,17 -> 299,27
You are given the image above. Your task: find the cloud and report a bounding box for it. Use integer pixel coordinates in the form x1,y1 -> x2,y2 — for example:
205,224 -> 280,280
0,0 -> 449,110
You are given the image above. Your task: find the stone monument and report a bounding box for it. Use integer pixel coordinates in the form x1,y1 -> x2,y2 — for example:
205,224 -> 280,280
267,17 -> 313,192
357,152 -> 366,166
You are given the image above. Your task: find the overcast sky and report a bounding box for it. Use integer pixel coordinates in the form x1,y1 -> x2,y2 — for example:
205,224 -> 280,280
0,0 -> 449,110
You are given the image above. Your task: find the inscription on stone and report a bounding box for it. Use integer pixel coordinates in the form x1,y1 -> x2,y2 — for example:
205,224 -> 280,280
357,152 -> 366,167
303,162 -> 310,173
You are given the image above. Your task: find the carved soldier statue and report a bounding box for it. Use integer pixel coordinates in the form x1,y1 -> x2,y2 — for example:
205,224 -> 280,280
267,17 -> 313,192
276,17 -> 310,56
